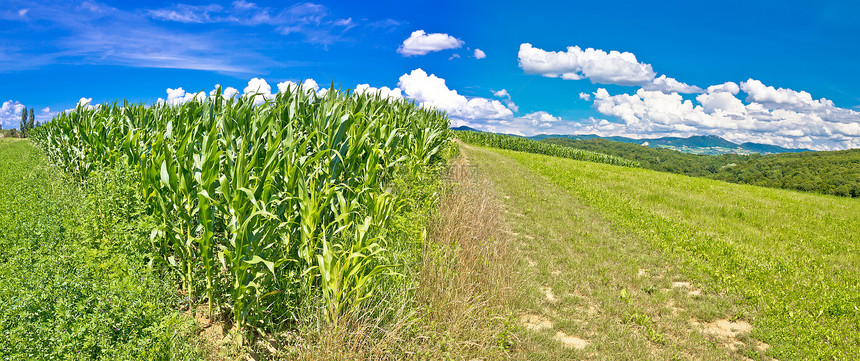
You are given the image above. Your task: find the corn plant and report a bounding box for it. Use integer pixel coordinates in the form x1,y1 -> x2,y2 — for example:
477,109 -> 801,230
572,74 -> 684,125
31,85 -> 452,330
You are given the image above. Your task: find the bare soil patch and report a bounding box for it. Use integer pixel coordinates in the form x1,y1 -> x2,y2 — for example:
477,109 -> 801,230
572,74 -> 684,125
520,314 -> 554,331
554,331 -> 589,349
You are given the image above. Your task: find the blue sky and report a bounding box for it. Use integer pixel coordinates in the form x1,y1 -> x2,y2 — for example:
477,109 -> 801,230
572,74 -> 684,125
1,0 -> 859,150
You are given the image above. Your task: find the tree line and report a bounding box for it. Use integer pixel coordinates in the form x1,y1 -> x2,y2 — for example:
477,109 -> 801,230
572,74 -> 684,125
543,138 -> 860,198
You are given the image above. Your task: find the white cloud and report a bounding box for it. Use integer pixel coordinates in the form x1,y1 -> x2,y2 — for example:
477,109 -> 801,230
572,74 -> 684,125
302,79 -> 320,93
517,43 -> 702,93
588,80 -> 860,150
0,100 -> 25,129
738,79 -> 851,120
243,78 -> 274,105
155,78 -> 324,108
579,92 -> 591,101
354,84 -> 403,100
397,30 -> 464,56
706,82 -> 740,95
398,68 -> 514,122
209,84 -> 239,98
275,81 -> 298,94
474,48 -> 486,59
643,75 -> 703,93
17,9 -> 28,17
276,79 -> 326,96
77,97 -> 94,110
521,111 -> 561,127
158,87 -> 207,106
518,43 -> 654,84
491,88 -> 518,112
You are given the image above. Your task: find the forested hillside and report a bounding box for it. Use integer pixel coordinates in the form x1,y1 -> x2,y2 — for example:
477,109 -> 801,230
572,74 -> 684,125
543,138 -> 860,197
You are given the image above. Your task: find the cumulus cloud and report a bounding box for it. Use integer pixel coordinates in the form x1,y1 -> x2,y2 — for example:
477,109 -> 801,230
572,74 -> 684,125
209,84 -> 239,98
302,79 -> 320,93
158,87 -> 207,106
474,48 -> 486,59
706,82 -> 740,95
644,75 -> 703,93
0,100 -> 25,129
156,78 -> 326,107
242,78 -> 274,105
521,111 -> 561,127
491,88 -> 518,112
77,97 -> 94,110
588,80 -> 860,150
579,92 -> 591,101
397,30 -> 464,56
354,84 -> 403,100
274,81 -> 298,95
398,69 -> 514,122
518,43 -> 702,93
738,79 -> 855,122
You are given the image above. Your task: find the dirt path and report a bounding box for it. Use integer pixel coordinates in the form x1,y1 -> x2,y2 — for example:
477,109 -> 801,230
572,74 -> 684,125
462,144 -> 764,360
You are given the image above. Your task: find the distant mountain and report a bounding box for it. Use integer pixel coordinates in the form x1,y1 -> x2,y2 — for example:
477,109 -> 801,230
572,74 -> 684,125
525,133 -> 809,155
451,127 -> 811,155
739,142 -> 808,154
450,126 -> 482,132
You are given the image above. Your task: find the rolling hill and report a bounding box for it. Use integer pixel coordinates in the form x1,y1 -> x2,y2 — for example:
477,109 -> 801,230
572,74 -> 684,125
542,137 -> 860,197
449,126 -> 811,155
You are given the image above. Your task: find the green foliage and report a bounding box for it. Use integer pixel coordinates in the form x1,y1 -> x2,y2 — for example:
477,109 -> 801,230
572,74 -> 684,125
30,86 -> 452,331
0,140 -> 202,360
20,106 -> 28,138
456,131 -> 639,167
29,108 -> 35,133
543,137 -> 860,197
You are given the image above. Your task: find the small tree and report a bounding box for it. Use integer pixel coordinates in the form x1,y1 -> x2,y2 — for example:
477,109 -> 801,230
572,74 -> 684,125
28,108 -> 35,133
20,107 -> 27,138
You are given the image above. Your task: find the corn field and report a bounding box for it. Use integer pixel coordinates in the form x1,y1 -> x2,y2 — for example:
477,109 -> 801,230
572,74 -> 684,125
456,130 -> 639,167
31,86 -> 451,331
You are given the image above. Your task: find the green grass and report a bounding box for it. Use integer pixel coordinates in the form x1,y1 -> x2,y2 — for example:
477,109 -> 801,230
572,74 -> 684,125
0,139 -> 202,360
463,144 -> 859,360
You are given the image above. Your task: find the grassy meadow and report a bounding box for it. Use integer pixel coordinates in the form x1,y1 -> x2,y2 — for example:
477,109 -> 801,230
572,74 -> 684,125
462,143 -> 859,360
0,139 -> 204,359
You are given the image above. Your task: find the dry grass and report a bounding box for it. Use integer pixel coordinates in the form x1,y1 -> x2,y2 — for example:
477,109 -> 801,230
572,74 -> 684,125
413,150 -> 517,358
241,150 -> 517,360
